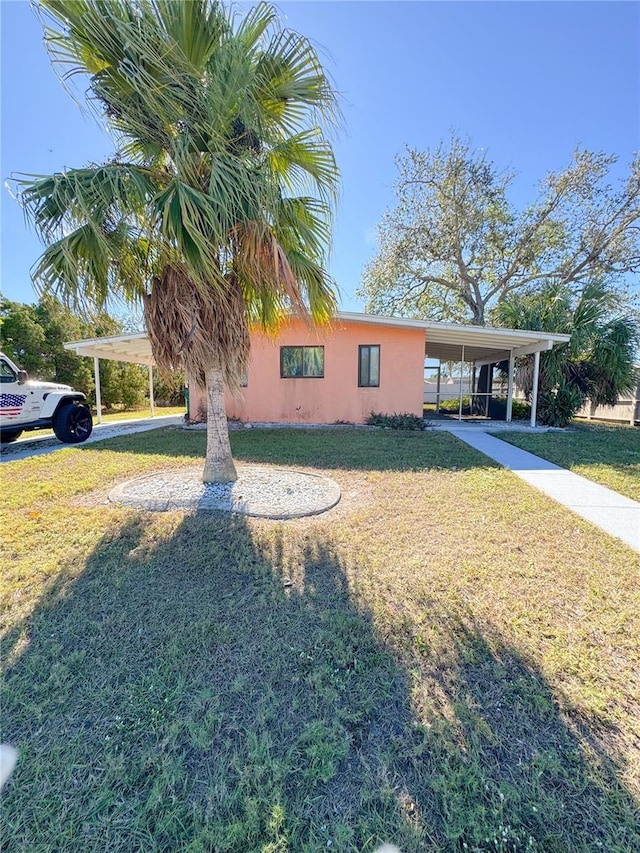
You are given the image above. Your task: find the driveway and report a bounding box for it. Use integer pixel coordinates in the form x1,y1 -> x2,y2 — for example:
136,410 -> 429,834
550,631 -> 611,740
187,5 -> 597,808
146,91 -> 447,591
0,414 -> 184,461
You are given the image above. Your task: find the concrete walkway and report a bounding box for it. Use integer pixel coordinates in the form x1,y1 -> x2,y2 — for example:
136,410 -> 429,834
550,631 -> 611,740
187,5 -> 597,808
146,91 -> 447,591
444,427 -> 640,553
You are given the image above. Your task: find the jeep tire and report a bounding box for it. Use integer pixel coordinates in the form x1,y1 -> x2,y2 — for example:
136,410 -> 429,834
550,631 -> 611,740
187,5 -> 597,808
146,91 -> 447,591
52,403 -> 93,444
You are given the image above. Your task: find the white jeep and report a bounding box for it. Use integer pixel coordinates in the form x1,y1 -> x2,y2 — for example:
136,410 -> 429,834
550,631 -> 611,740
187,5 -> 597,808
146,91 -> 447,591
0,352 -> 93,444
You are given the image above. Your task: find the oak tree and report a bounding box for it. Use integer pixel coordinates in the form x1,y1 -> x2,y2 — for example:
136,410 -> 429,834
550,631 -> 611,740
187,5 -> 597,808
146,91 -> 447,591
359,134 -> 640,326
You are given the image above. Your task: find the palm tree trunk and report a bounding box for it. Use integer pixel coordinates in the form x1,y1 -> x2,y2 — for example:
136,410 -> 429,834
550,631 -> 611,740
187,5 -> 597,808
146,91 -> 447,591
202,362 -> 237,483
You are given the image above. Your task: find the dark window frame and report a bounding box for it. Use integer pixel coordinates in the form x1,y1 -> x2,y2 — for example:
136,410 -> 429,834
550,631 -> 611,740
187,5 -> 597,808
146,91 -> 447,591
0,361 -> 18,383
280,345 -> 325,379
358,344 -> 380,387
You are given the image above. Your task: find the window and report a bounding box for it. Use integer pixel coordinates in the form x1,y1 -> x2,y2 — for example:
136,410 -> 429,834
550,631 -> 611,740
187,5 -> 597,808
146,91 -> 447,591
280,346 -> 324,378
0,361 -> 17,383
358,345 -> 380,387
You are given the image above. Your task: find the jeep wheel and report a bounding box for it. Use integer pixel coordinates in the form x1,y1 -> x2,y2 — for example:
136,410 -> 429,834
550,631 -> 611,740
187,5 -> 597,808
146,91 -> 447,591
0,428 -> 23,444
53,403 -> 93,443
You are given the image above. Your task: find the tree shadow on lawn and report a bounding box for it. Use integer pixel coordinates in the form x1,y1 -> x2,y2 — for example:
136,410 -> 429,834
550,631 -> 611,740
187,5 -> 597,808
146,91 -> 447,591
85,426 -> 499,473
2,513 -> 638,852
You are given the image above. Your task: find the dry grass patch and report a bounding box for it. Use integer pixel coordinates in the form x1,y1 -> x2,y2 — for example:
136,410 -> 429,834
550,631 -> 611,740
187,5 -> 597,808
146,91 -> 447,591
1,427 -> 639,852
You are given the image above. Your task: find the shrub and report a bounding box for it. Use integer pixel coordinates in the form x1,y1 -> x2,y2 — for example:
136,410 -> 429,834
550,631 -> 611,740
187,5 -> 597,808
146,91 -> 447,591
538,383 -> 584,427
492,397 -> 532,419
154,368 -> 185,406
366,411 -> 425,430
439,396 -> 471,413
439,396 -> 531,419
193,399 -> 208,423
510,399 -> 532,419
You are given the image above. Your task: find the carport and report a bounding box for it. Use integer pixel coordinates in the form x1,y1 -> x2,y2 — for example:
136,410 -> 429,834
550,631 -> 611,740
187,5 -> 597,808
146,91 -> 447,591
338,314 -> 571,426
64,332 -> 154,424
421,319 -> 571,426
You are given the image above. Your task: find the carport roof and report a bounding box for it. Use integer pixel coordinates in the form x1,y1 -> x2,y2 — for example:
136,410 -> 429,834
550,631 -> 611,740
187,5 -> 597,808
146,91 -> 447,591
64,331 -> 154,365
338,313 -> 570,363
64,312 -> 570,365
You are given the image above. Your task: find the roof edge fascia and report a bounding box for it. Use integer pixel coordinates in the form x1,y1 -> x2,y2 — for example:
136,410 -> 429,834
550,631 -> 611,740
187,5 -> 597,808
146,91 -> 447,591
336,311 -> 570,344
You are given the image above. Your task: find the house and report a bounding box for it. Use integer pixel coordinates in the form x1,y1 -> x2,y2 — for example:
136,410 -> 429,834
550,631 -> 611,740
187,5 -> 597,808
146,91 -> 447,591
64,312 -> 571,427
191,314 -> 426,425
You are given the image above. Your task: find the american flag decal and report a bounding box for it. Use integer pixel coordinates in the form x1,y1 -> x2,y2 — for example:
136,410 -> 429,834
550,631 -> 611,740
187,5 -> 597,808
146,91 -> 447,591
0,393 -> 26,418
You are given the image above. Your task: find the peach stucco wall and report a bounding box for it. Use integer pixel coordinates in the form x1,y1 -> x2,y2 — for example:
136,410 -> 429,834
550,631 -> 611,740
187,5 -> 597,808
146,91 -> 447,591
188,318 -> 425,424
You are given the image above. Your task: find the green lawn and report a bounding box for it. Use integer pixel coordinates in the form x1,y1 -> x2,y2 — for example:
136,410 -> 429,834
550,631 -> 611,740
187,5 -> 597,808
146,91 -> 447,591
2,427 -> 639,852
94,405 -> 186,422
497,423 -> 640,502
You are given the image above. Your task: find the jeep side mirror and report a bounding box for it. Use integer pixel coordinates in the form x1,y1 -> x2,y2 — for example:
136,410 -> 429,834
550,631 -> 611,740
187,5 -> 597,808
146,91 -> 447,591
17,370 -> 28,384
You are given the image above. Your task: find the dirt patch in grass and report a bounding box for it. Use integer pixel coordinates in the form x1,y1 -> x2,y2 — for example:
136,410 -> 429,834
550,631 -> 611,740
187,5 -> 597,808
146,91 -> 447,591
2,428 -> 639,852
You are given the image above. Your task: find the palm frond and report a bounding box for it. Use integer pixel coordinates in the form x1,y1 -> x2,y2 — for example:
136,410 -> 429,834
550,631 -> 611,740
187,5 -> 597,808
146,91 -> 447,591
252,28 -> 340,135
284,250 -> 337,324
267,131 -> 339,200
232,1 -> 276,51
19,163 -> 159,241
235,215 -> 336,330
152,0 -> 227,70
232,219 -> 305,312
495,279 -> 639,409
152,178 -> 230,289
30,222 -> 149,309
273,196 -> 333,258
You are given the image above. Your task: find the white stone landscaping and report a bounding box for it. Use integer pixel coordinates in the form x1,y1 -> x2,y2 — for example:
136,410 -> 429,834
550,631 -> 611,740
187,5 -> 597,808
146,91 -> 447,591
109,465 -> 341,518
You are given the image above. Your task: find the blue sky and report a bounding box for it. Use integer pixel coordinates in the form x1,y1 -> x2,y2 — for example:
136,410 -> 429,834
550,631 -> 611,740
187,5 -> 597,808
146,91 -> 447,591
1,0 -> 638,312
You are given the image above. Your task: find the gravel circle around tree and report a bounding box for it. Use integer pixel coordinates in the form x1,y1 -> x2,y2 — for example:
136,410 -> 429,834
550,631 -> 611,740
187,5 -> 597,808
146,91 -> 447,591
109,465 -> 341,518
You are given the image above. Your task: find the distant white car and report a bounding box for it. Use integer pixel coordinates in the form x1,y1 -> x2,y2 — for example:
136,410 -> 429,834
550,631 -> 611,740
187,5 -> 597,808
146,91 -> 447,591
0,351 -> 93,444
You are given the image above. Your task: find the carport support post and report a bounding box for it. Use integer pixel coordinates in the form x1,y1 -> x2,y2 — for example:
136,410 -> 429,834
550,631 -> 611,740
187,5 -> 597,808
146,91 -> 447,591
471,362 -> 477,415
458,345 -> 465,421
148,364 -> 155,418
530,350 -> 540,427
93,356 -> 102,424
436,362 -> 441,413
506,351 -> 514,422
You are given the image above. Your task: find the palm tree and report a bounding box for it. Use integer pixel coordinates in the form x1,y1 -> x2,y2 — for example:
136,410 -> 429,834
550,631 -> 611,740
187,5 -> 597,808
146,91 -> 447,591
19,0 -> 340,481
493,280 -> 639,426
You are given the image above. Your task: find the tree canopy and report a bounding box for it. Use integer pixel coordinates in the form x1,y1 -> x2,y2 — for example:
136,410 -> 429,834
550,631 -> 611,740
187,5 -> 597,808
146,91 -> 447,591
493,280 -> 640,426
18,0 -> 340,481
359,134 -> 640,325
